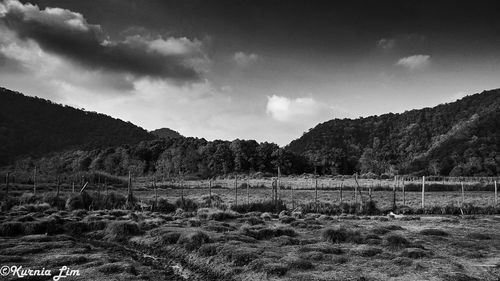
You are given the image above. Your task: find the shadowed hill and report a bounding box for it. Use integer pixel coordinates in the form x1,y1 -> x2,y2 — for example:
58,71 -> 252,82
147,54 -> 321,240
287,89 -> 500,176
0,87 -> 155,165
151,128 -> 183,139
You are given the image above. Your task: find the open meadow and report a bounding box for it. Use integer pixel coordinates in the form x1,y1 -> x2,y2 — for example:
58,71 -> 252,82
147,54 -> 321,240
1,179 -> 500,281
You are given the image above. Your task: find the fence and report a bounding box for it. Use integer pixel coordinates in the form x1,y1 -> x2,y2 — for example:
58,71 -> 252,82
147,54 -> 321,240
1,171 -> 499,210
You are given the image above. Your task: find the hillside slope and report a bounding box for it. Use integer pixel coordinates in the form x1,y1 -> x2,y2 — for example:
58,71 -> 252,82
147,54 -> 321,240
0,87 -> 155,165
287,89 -> 500,176
151,128 -> 183,139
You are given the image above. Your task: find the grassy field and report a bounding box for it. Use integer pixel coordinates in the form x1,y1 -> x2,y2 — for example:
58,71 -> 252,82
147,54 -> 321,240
1,182 -> 500,280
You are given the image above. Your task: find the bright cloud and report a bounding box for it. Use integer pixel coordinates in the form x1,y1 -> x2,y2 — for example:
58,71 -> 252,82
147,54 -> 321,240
233,51 -> 258,67
395,54 -> 431,70
266,94 -> 333,123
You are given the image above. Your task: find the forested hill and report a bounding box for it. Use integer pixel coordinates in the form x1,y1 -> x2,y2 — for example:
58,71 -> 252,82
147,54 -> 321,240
287,89 -> 500,176
0,87 -> 155,166
151,128 -> 183,139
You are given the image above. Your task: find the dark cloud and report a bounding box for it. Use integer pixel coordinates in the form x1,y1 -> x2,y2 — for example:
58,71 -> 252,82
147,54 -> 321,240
0,0 -> 206,81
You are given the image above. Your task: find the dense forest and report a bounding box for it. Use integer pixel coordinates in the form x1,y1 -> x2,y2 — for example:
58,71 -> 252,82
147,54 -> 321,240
0,87 -> 154,166
288,89 -> 500,176
15,138 -> 311,179
2,87 -> 499,178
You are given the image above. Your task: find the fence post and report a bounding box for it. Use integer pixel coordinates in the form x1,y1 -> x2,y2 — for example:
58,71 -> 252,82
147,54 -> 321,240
421,176 -> 425,209
354,174 -> 358,205
369,182 -> 372,201
291,184 -> 294,209
5,172 -> 9,197
461,181 -> 465,205
209,179 -> 212,207
315,176 -> 318,213
495,180 -> 498,205
154,180 -> 158,210
72,181 -> 75,193
235,177 -> 238,206
340,182 -> 343,203
393,176 -> 397,210
402,179 -> 406,206
33,166 -> 37,195
246,178 -> 250,205
56,177 -> 60,198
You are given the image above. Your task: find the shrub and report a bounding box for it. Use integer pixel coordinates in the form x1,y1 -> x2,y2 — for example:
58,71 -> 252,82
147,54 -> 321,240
175,198 -> 198,212
104,221 -> 141,242
156,198 -> 176,213
400,248 -> 431,259
419,228 -> 449,236
466,233 -> 491,240
23,219 -> 62,235
42,193 -> 66,210
219,247 -> 260,266
286,258 -> 314,270
231,200 -> 287,213
263,263 -> 288,276
161,232 -> 181,244
353,246 -> 383,257
0,222 -> 24,236
385,234 -> 410,249
177,231 -> 210,250
322,227 -> 363,244
198,243 -> 218,257
241,226 -> 297,240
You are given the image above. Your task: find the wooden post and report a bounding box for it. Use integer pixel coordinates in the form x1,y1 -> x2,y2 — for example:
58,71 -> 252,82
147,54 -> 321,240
369,182 -> 372,201
392,176 -> 397,210
495,180 -> 498,205
234,177 -> 238,206
291,185 -> 294,209
5,172 -> 9,197
340,182 -> 343,203
315,176 -> 318,213
461,181 -> 465,205
402,179 -> 406,206
246,178 -> 250,205
56,177 -> 60,198
354,174 -> 358,205
209,179 -> 212,207
277,166 -> 281,201
154,180 -> 158,210
33,166 -> 37,195
72,181 -> 75,193
421,176 -> 425,209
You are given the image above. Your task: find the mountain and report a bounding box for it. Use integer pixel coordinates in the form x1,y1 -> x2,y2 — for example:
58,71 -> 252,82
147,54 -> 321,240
0,87 -> 155,166
151,128 -> 183,139
287,89 -> 500,176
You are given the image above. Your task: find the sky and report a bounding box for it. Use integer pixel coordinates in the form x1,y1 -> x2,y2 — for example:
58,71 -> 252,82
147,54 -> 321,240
1,0 -> 500,146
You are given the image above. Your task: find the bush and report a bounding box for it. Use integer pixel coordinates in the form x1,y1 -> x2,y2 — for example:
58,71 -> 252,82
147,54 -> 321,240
156,198 -> 176,213
0,222 -> 24,236
385,234 -> 410,249
263,263 -> 288,276
419,228 -> 449,236
198,243 -> 218,257
104,221 -> 141,242
466,232 -> 491,240
241,226 -> 297,240
175,198 -> 198,212
322,227 -> 363,244
286,258 -> 314,270
177,231 -> 210,250
161,232 -> 181,244
231,200 -> 287,214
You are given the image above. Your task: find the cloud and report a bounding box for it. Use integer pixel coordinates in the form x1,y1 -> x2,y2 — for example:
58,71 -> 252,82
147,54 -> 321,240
233,51 -> 258,67
395,54 -> 431,70
266,95 -> 333,123
0,0 -> 207,81
376,38 -> 396,49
